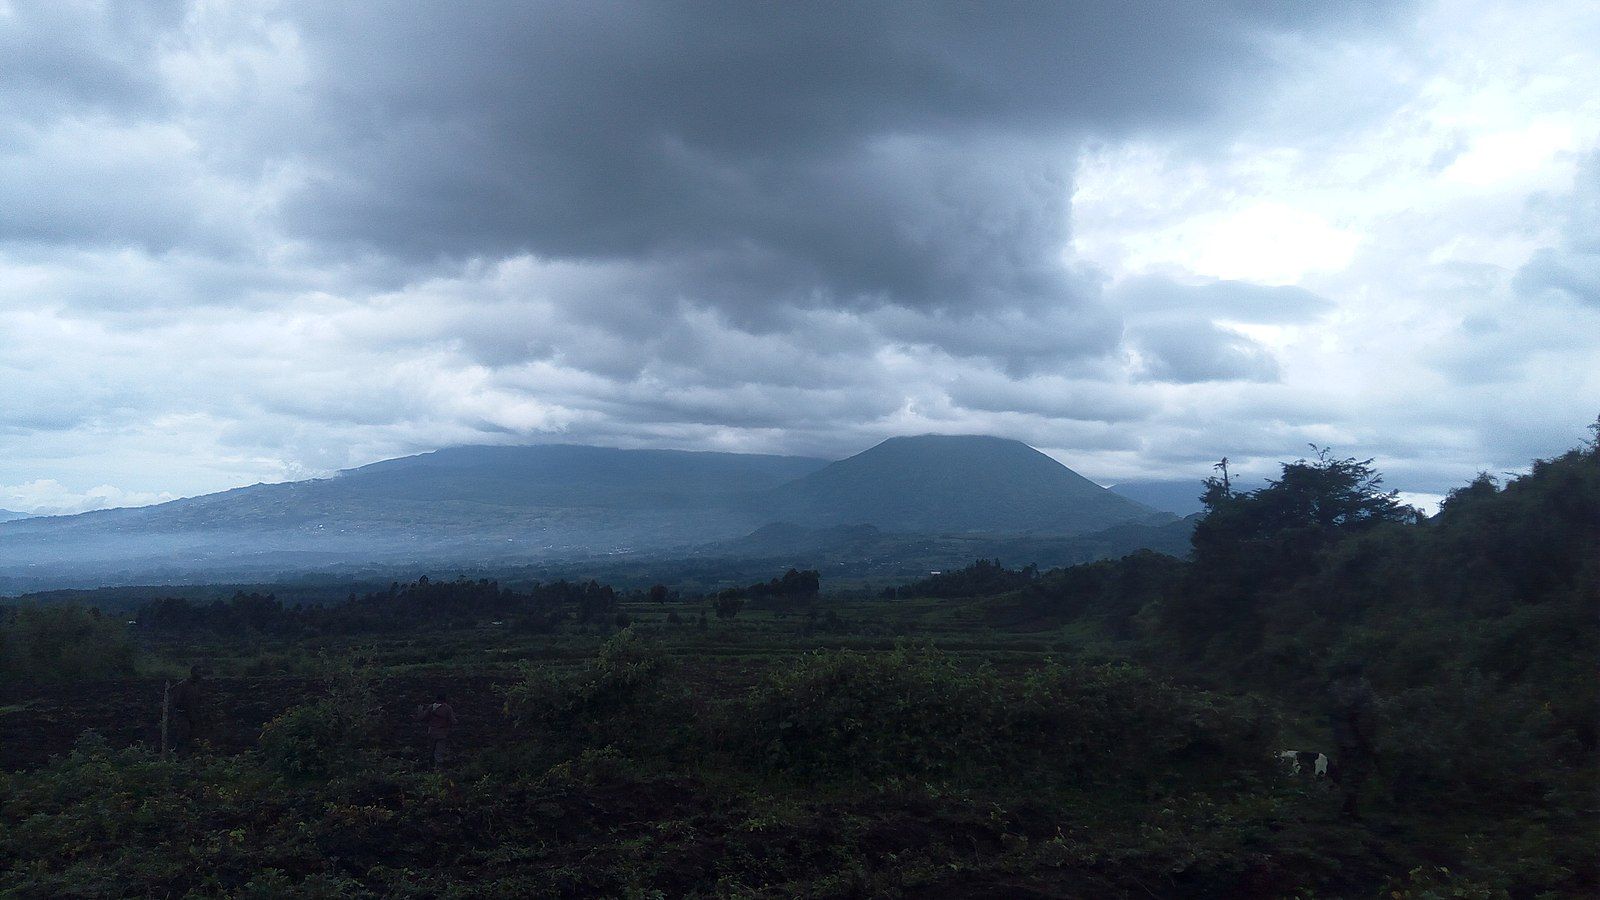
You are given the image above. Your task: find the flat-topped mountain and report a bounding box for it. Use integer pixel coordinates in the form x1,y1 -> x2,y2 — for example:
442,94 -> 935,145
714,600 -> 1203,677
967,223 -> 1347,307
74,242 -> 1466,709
0,437 -> 1171,586
338,444 -> 828,509
84,444 -> 828,531
0,445 -> 829,572
774,435 -> 1163,534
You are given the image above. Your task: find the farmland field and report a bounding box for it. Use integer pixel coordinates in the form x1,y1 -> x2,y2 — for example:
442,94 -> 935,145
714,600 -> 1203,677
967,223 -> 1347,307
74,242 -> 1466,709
3,585 -> 1594,898
1,596 -> 1078,772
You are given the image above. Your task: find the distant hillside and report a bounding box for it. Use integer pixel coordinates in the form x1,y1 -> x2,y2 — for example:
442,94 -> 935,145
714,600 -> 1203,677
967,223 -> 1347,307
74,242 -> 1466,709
0,510 -> 29,524
1109,477 -> 1269,517
706,515 -> 1197,578
0,445 -> 828,585
3,445 -> 826,535
1108,480 -> 1207,517
340,444 -> 828,509
771,435 -> 1168,534
0,437 -> 1176,589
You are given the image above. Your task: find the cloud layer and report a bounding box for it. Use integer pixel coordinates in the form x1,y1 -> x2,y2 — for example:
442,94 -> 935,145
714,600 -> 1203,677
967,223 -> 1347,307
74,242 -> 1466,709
1,0 -> 1596,513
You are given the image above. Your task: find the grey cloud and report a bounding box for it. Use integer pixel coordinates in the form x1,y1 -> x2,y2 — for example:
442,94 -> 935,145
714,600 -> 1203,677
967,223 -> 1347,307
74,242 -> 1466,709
0,121 -> 242,252
1,0 -> 1414,364
612,381 -> 902,433
1111,276 -> 1334,323
260,1 -> 1410,321
277,2 -> 1340,243
944,372 -> 1155,423
1107,277 -> 1300,384
1515,154 -> 1600,306
1130,321 -> 1280,384
0,2 -> 183,123
333,250 -> 1122,384
868,300 -> 1122,376
1517,252 -> 1600,305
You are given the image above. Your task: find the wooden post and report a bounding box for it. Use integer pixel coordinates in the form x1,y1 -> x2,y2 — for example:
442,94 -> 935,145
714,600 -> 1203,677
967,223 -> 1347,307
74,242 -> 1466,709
160,680 -> 170,755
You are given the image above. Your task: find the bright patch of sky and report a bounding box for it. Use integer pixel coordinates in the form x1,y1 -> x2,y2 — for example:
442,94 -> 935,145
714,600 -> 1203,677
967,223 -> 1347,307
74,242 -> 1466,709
1069,0 -> 1600,492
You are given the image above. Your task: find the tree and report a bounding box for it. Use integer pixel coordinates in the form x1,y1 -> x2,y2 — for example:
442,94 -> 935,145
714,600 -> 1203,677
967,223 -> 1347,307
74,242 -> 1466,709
0,605 -> 137,681
776,568 -> 820,598
713,591 -> 744,620
1191,448 -> 1408,582
1165,449 -> 1412,663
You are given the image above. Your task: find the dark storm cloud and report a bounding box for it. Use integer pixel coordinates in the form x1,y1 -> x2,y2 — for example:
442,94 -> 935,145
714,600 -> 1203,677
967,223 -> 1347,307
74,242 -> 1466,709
265,1 -> 1406,317
0,1 -> 1412,331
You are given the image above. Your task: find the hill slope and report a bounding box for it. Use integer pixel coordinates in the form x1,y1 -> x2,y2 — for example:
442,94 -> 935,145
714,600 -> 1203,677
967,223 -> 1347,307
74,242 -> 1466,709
0,437 -> 1172,587
770,435 -> 1166,534
0,445 -> 828,581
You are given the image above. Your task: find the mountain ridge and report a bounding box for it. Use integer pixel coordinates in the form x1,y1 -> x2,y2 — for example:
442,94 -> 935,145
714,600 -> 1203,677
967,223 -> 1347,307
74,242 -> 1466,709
0,436 -> 1173,586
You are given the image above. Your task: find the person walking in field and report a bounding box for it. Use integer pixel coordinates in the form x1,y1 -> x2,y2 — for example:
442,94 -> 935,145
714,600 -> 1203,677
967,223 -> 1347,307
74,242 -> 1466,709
166,664 -> 210,754
415,693 -> 458,769
1328,663 -> 1378,821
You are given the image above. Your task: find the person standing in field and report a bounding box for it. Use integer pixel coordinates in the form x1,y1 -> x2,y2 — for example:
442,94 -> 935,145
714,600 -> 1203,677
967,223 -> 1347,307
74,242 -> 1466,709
166,664 -> 210,754
1328,663 -> 1378,820
415,693 -> 458,769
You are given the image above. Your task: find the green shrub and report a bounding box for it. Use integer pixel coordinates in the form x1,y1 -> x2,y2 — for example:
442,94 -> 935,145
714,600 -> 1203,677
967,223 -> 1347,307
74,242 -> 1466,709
0,604 -> 137,681
733,646 -> 1275,787
503,629 -> 678,754
735,646 -> 996,780
1010,662 -> 1276,784
257,667 -> 379,778
1378,673 -> 1541,809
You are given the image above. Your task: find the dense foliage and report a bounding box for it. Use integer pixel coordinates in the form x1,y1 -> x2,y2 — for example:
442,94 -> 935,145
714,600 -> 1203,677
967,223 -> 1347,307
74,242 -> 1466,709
735,646 -> 1272,788
257,667 -> 382,779
1,638 -> 1331,898
983,435 -> 1600,892
986,549 -> 1185,638
502,629 -> 682,756
888,557 -> 1038,598
134,576 -> 626,637
0,604 -> 137,682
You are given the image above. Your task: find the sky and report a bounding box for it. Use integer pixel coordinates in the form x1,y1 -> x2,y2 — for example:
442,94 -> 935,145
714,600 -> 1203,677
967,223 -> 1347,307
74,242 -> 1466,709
2,0 -> 1597,516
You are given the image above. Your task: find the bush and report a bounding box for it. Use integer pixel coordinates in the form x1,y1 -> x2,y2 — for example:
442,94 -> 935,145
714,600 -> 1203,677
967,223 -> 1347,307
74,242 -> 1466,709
0,604 -> 137,681
736,646 -> 996,780
1375,669 -> 1593,833
257,666 -> 379,778
733,646 -> 1275,787
503,629 -> 679,755
713,592 -> 744,619
1010,662 -> 1275,785
895,558 -> 1037,599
